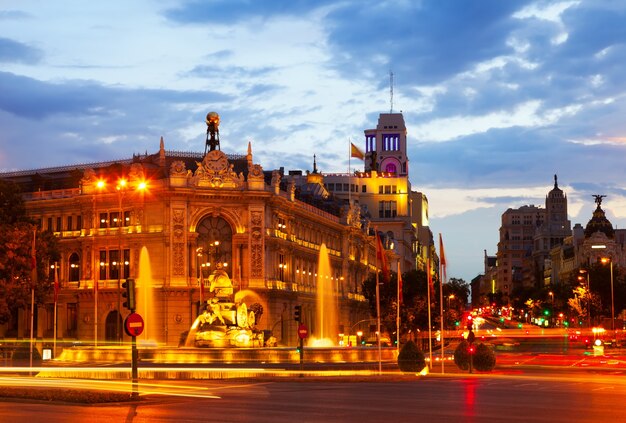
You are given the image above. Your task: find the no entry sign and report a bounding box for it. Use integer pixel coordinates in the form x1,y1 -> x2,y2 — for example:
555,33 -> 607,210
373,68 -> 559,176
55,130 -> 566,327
124,312 -> 144,337
298,324 -> 309,339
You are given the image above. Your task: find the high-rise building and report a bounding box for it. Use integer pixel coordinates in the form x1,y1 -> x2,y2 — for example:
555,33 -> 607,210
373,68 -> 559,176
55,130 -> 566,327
495,176 -> 571,299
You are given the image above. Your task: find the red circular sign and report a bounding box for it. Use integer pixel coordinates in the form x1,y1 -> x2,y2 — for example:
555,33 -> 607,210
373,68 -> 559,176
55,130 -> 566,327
124,312 -> 144,337
298,324 -> 309,339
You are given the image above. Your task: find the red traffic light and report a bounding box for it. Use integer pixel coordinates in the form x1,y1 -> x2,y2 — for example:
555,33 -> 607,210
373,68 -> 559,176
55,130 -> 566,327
469,345 -> 475,354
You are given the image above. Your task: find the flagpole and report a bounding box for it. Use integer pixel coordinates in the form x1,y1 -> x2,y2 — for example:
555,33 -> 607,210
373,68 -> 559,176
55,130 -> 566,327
95,270 -> 98,347
439,256 -> 445,374
427,250 -> 433,369
396,259 -> 401,352
439,233 -> 446,374
30,229 -> 36,372
348,138 -> 352,206
53,262 -> 58,358
375,252 -> 382,375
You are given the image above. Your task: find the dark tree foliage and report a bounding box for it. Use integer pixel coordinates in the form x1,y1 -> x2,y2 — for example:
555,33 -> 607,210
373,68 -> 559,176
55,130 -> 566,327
0,180 -> 60,324
362,268 -> 449,338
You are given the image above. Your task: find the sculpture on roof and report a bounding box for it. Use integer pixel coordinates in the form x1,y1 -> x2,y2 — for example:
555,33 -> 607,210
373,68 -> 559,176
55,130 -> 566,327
205,111 -> 220,154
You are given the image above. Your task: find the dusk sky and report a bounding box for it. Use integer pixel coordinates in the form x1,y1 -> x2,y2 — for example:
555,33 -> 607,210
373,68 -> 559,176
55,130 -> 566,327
2,1 -> 626,283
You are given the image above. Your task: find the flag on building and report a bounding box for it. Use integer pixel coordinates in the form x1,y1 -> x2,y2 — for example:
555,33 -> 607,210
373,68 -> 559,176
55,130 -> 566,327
376,233 -> 390,283
350,142 -> 365,160
54,264 -> 59,303
397,262 -> 403,305
31,229 -> 37,285
439,233 -> 447,283
427,258 -> 434,294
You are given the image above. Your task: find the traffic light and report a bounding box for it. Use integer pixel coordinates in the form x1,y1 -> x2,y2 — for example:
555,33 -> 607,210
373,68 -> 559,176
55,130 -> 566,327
466,314 -> 473,331
294,305 -> 302,322
122,278 -> 135,311
468,345 -> 475,354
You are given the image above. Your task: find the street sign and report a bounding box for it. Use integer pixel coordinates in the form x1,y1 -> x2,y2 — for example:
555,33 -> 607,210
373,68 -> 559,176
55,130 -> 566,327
124,312 -> 144,337
298,324 -> 309,339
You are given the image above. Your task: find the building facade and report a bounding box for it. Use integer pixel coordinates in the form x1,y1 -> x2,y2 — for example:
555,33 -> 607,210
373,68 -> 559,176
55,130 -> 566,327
322,113 -> 433,276
495,176 -> 571,300
2,113 -> 415,349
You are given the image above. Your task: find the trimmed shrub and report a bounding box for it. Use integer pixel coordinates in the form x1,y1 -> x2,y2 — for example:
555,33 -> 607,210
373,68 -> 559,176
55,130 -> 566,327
454,340 -> 470,370
11,344 -> 42,366
397,340 -> 426,373
473,343 -> 496,371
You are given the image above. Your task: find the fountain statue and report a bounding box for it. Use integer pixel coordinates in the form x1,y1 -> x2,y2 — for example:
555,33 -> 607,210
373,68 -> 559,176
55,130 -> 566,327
186,266 -> 264,347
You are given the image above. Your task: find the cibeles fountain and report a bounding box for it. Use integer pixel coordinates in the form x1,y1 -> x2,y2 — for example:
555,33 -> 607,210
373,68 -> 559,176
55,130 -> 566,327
185,266 -> 264,348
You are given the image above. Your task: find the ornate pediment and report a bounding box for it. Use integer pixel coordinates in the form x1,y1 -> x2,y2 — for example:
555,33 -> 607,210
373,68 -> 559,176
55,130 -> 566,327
193,150 -> 244,189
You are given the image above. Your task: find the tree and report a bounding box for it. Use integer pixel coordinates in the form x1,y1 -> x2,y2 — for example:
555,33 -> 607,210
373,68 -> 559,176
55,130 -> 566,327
0,180 -> 60,324
362,268 -> 441,340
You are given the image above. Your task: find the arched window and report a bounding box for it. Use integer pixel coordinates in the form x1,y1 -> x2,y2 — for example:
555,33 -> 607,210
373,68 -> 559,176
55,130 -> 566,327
197,216 -> 233,277
69,252 -> 80,282
385,163 -> 397,174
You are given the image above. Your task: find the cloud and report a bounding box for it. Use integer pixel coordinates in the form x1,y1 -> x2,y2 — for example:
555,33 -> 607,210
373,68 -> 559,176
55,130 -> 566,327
0,37 -> 42,64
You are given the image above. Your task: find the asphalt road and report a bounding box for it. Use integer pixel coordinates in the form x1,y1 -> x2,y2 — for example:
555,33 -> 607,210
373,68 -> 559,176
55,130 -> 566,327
2,373 -> 626,422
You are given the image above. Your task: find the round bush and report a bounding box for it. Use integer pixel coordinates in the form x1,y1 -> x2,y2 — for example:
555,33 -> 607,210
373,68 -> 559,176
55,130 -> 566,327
454,340 -> 470,370
473,343 -> 496,371
11,344 -> 42,366
397,340 -> 426,373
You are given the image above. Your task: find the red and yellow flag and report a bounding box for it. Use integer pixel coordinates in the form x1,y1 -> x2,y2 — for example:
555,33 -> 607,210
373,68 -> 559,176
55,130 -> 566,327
350,142 -> 365,160
397,264 -> 403,305
376,233 -> 389,283
54,264 -> 59,303
439,233 -> 447,283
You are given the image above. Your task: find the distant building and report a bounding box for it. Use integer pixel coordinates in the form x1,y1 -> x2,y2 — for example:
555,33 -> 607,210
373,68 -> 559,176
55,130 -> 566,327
495,176 -> 571,300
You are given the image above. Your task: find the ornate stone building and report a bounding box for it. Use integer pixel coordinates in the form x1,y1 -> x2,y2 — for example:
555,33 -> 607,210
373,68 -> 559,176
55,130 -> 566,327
1,113 -> 390,348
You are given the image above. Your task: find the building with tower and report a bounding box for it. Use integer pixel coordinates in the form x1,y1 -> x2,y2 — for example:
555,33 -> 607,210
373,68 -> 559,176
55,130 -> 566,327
2,111 -> 419,350
495,176 -> 571,300
322,113 -> 433,275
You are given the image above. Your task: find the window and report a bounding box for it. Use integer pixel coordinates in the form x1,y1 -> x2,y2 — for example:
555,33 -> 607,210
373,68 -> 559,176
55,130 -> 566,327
77,215 -> 82,230
69,252 -> 80,282
378,201 -> 397,218
99,249 -> 130,280
47,217 -> 53,231
366,135 -> 376,152
343,183 -> 349,191
382,134 -> 399,151
99,213 -> 108,229
67,304 -> 77,337
361,185 -> 366,193
66,216 -> 72,232
56,217 -> 61,232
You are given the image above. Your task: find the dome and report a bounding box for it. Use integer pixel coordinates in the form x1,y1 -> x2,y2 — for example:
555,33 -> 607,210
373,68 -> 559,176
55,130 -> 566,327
584,199 -> 614,239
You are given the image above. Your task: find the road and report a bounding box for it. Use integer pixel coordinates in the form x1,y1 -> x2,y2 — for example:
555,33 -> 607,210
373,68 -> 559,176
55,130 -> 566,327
2,373 -> 626,422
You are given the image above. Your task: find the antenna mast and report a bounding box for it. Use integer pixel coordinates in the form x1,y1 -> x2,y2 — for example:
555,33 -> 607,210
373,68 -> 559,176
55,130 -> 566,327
389,71 -> 394,113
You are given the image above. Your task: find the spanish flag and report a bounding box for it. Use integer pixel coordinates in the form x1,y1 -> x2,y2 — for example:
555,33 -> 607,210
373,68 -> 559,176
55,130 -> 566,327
350,142 -> 365,160
376,233 -> 390,283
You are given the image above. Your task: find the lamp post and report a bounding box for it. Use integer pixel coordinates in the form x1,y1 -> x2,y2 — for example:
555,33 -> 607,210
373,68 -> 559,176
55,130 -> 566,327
447,294 -> 455,330
115,178 -> 127,344
601,257 -> 615,331
578,269 -> 591,327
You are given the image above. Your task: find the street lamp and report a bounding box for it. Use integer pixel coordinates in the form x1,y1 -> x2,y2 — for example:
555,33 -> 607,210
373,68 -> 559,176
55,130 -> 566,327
578,269 -> 591,327
600,257 -> 615,331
